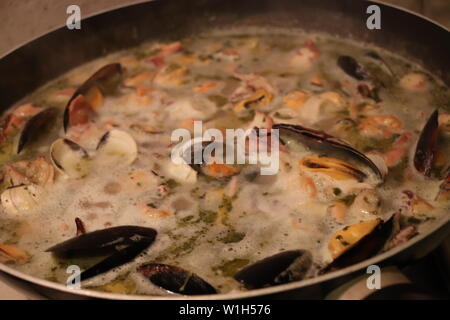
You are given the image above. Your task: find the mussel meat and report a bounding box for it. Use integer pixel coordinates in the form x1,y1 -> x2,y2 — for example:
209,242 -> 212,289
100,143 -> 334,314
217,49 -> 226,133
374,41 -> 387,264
233,249 -> 312,289
273,123 -> 383,180
299,156 -> 367,182
64,63 -> 123,132
181,139 -> 242,179
138,263 -> 217,295
321,216 -> 394,274
233,89 -> 273,117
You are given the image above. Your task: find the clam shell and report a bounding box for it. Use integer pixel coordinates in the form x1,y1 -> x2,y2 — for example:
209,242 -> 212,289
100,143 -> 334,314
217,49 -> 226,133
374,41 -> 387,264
50,138 -> 90,179
0,184 -> 45,217
96,129 -> 138,167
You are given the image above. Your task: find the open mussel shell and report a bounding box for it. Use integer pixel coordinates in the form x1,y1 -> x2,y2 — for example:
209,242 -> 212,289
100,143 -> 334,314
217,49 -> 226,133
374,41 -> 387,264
47,225 -> 157,281
181,139 -> 241,179
320,216 -> 394,274
64,63 -> 123,132
181,139 -> 225,170
96,129 -> 138,167
234,250 -> 312,289
300,156 -> 367,182
414,109 -> 439,178
50,138 -> 90,179
81,63 -> 123,94
16,107 -> 58,154
273,123 -> 383,180
138,263 -> 217,295
46,225 -> 157,257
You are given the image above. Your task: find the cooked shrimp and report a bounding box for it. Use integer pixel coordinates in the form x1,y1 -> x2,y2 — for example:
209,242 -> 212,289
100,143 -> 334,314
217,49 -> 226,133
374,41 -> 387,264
0,244 -> 30,264
202,163 -> 241,179
1,104 -> 42,135
399,72 -> 428,91
283,90 -> 310,110
194,82 -> 217,93
358,115 -> 403,139
124,71 -> 153,87
3,156 -> 54,187
138,203 -> 171,219
381,132 -> 412,167
153,65 -> 188,87
299,174 -> 317,199
289,39 -> 320,72
328,201 -> 347,223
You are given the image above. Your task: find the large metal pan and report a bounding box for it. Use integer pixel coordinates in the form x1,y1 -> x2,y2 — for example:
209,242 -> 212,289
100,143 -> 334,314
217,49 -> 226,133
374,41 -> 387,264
0,0 -> 449,299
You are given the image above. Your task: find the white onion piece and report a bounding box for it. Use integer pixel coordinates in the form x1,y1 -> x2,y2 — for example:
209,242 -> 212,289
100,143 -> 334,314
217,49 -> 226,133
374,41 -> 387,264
165,161 -> 197,184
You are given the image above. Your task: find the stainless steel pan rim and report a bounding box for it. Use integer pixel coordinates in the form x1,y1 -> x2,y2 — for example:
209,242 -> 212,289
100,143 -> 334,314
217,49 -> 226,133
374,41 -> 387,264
0,0 -> 449,300
1,214 -> 448,300
372,0 -> 449,32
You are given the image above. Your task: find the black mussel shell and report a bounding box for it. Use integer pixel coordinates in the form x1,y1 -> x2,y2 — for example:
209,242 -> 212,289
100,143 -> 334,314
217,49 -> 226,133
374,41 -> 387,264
81,63 -> 123,95
47,225 -> 157,281
337,56 -> 370,81
46,225 -> 157,257
234,250 -> 312,289
138,263 -> 217,295
80,239 -> 152,281
414,109 -> 439,178
63,63 -> 122,132
320,216 -> 394,274
17,107 -> 58,154
273,123 -> 383,180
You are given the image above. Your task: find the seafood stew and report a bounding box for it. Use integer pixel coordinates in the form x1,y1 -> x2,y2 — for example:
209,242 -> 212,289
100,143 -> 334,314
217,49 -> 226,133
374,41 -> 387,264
0,29 -> 449,296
